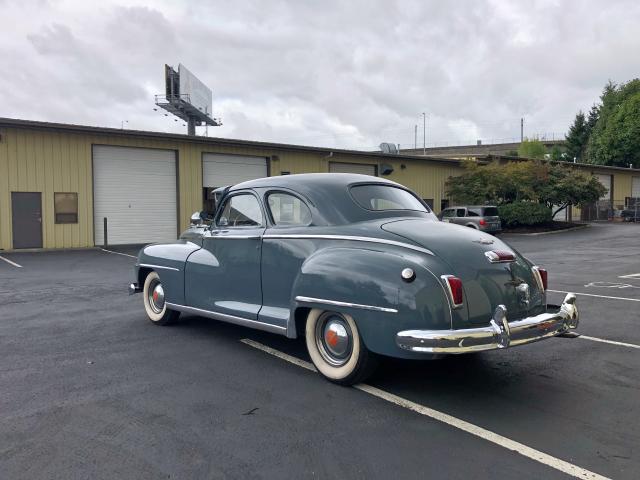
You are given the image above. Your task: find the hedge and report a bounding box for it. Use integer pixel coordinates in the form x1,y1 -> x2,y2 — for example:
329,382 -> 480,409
498,202 -> 553,227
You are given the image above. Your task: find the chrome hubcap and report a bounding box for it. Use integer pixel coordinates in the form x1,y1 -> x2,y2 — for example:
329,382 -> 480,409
315,312 -> 353,366
148,280 -> 165,314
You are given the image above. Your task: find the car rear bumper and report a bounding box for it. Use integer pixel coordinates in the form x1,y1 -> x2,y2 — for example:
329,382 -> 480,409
396,293 -> 578,353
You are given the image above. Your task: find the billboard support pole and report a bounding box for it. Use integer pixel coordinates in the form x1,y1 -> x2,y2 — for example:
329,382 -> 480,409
187,117 -> 196,136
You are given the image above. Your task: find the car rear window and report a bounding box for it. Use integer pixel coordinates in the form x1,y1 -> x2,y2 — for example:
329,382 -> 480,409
483,207 -> 499,216
350,185 -> 429,212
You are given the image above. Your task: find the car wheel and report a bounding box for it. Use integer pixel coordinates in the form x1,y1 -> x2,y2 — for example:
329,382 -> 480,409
143,271 -> 180,325
305,309 -> 378,385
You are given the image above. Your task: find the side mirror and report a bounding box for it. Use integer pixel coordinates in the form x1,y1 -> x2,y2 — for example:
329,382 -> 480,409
190,211 -> 203,226
218,216 -> 229,227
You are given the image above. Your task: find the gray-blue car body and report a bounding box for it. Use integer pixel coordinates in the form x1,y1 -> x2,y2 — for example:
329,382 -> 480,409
130,173 -> 579,385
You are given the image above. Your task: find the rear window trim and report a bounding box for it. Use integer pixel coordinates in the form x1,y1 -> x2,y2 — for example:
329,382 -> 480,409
348,183 -> 431,213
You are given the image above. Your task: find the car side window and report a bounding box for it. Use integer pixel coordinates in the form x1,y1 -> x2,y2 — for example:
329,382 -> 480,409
267,192 -> 312,226
467,208 -> 481,217
441,209 -> 454,218
217,194 -> 263,227
456,208 -> 466,217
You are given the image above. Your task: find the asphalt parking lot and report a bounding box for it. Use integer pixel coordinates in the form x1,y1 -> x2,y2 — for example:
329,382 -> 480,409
1,223 -> 638,480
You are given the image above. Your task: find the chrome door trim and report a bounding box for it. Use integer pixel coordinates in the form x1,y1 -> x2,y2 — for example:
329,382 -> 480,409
295,296 -> 398,313
138,263 -> 180,272
210,235 -> 262,239
165,302 -> 287,335
263,234 -> 434,256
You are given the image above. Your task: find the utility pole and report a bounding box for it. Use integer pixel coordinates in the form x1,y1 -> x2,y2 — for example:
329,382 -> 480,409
414,124 -> 417,149
520,118 -> 524,142
422,112 -> 426,155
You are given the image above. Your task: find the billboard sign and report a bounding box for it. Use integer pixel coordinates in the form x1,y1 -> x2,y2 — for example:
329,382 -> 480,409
178,64 -> 212,115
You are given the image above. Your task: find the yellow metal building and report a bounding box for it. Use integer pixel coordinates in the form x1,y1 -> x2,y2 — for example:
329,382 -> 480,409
1,118 -> 638,251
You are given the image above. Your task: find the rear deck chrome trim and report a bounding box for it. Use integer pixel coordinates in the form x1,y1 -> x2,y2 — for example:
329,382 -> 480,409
263,234 -> 434,256
295,296 -> 398,313
165,303 -> 287,335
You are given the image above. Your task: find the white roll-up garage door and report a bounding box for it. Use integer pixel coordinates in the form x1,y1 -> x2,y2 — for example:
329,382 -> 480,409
632,176 -> 640,198
329,162 -> 377,176
93,146 -> 177,245
203,153 -> 267,188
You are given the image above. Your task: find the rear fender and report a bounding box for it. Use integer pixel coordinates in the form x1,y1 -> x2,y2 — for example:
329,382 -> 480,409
289,247 -> 453,356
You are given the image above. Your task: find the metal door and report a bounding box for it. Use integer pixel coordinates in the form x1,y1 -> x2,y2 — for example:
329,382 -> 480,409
11,192 -> 42,249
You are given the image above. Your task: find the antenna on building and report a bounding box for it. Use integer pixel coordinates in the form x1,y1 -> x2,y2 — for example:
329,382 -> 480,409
379,143 -> 398,154
155,64 -> 222,136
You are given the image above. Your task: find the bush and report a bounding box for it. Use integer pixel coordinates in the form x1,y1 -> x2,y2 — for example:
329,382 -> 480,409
498,202 -> 553,227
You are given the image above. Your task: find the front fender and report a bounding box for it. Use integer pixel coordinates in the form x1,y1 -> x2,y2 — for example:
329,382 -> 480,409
135,240 -> 201,305
290,247 -> 452,357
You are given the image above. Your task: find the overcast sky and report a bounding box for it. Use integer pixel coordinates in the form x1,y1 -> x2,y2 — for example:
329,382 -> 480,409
2,0 -> 639,150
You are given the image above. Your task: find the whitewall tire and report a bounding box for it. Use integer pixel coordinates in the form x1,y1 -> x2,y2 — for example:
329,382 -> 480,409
142,271 -> 180,325
305,309 -> 378,385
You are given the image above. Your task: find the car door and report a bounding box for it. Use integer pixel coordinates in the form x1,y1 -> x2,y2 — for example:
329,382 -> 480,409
452,207 -> 467,225
184,191 -> 265,319
440,208 -> 454,222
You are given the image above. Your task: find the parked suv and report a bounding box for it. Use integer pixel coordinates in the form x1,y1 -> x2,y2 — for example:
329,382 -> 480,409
438,205 -> 501,233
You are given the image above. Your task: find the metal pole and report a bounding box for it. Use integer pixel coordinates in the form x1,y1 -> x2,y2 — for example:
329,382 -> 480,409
520,118 -> 524,142
414,125 -> 417,149
422,112 -> 426,155
103,217 -> 108,248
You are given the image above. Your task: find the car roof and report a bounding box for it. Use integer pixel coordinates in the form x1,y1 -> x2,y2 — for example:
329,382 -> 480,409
230,172 -> 400,191
229,173 -> 431,225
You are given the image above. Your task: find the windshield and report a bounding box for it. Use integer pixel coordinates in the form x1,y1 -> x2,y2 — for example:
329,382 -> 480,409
350,185 -> 429,212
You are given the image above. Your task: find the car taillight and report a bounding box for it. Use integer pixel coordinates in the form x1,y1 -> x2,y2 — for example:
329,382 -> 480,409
532,266 -> 548,292
442,275 -> 464,308
484,250 -> 515,263
479,219 -> 487,226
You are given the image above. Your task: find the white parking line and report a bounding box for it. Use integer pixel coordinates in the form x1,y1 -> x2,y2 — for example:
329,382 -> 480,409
579,335 -> 640,350
619,273 -> 640,279
0,255 -> 22,268
548,289 -> 640,302
100,248 -> 137,259
240,338 -> 610,480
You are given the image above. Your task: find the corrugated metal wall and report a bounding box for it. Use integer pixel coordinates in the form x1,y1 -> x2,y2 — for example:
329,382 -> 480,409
0,125 -> 637,251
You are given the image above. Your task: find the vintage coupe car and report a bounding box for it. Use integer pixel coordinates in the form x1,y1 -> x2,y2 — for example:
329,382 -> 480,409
129,173 -> 579,385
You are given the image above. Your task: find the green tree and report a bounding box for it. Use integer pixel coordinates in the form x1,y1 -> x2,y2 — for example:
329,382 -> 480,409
517,138 -> 547,159
537,164 -> 606,216
586,79 -> 640,166
445,160 -> 606,217
565,111 -> 588,161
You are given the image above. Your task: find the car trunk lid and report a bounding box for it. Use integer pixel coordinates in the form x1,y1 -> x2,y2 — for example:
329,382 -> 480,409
381,219 -> 544,326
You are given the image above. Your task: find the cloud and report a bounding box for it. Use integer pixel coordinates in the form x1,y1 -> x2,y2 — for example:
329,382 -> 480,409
1,0 -> 639,148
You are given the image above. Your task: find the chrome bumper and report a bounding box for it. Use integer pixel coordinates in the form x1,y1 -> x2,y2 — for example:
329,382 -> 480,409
396,293 -> 579,353
128,282 -> 141,295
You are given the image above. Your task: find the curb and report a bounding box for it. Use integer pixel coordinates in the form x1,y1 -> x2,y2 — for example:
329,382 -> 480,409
501,224 -> 591,236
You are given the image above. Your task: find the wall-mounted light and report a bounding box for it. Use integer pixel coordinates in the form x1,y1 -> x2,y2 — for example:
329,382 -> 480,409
380,163 -> 394,176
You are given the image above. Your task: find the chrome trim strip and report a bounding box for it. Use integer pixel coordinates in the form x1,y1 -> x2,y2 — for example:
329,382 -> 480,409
396,293 -> 579,354
295,295 -> 398,313
263,234 -> 434,256
165,302 -> 287,335
209,235 -> 262,239
138,263 -> 180,272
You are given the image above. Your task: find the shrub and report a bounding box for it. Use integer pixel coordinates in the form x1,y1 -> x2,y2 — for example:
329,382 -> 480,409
498,202 -> 553,227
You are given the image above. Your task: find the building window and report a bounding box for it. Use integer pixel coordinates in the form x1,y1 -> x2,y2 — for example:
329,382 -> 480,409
440,199 -> 450,211
54,192 -> 78,224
